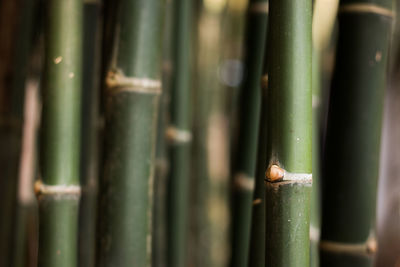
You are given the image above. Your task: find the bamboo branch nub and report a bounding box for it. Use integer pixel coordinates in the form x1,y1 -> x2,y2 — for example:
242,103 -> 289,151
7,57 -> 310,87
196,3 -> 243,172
265,164 -> 285,182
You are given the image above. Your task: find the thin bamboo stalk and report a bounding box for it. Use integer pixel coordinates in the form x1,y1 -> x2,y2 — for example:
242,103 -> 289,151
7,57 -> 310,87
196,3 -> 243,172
38,0 -> 83,266
248,72 -> 268,267
231,1 -> 268,266
166,0 -> 192,266
320,0 -> 393,266
264,0 -> 312,266
152,1 -> 174,265
96,0 -> 164,266
189,3 -> 231,266
78,1 -> 101,267
310,1 -> 339,265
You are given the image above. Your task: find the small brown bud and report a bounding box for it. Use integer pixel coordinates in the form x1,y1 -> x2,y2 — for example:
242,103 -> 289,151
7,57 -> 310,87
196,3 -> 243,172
266,164 -> 285,182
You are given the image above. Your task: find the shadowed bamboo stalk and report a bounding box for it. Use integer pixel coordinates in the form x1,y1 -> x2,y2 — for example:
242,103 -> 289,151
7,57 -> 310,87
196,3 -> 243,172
0,1 -> 26,265
152,1 -> 174,265
37,0 -> 83,266
265,0 -> 312,266
310,1 -> 338,266
78,1 -> 101,267
248,73 -> 268,267
320,0 -> 393,266
166,0 -> 192,266
96,0 -> 164,266
0,0 -> 37,265
231,1 -> 268,266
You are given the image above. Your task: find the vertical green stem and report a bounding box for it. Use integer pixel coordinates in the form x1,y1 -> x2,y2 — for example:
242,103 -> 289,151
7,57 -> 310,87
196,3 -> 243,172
152,1 -> 174,265
265,0 -> 312,266
231,1 -> 268,266
78,1 -> 101,267
38,0 -> 83,266
248,73 -> 268,267
167,0 -> 192,266
190,3 -> 230,266
320,1 -> 393,266
96,0 -> 164,266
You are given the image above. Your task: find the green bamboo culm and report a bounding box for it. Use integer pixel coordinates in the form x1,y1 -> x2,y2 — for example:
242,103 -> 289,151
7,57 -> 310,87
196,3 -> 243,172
78,1 -> 101,267
38,0 -> 83,266
96,0 -> 164,266
320,0 -> 393,266
248,73 -> 268,267
264,0 -> 312,266
167,0 -> 192,266
152,0 -> 174,264
231,1 -> 268,266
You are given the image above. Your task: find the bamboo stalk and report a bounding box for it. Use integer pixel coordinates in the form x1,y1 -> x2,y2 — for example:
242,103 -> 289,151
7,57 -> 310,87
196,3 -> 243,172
37,0 -> 83,266
310,1 -> 339,266
320,0 -> 393,266
96,0 -> 164,266
152,1 -> 174,265
0,0 -> 37,265
166,0 -> 192,266
248,73 -> 268,267
264,0 -> 312,266
78,1 -> 101,267
189,3 -> 231,266
231,1 -> 268,266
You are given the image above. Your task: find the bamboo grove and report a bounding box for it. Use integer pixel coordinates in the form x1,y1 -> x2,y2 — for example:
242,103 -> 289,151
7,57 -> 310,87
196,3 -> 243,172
0,0 -> 398,266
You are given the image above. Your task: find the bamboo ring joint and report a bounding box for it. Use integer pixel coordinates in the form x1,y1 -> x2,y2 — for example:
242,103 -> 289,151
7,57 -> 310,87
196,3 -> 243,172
233,172 -> 255,192
320,238 -> 377,256
166,126 -> 192,144
249,2 -> 269,14
106,70 -> 162,95
339,3 -> 394,18
265,164 -> 312,183
34,180 -> 81,198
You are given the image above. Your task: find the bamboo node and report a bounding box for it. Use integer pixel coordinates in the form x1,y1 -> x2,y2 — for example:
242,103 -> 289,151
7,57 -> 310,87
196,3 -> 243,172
339,3 -> 394,18
261,74 -> 268,89
320,237 -> 377,256
233,172 -> 255,191
265,164 -> 312,183
166,126 -> 192,144
34,179 -> 81,198
249,2 -> 268,14
253,198 -> 262,205
106,70 -> 162,95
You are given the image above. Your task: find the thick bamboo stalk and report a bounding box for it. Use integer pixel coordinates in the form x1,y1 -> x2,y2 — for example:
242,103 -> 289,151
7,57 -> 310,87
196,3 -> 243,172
320,0 -> 393,266
96,0 -> 164,266
231,1 -> 268,266
166,0 -> 192,266
264,0 -> 312,266
78,1 -> 101,267
38,0 -> 83,266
